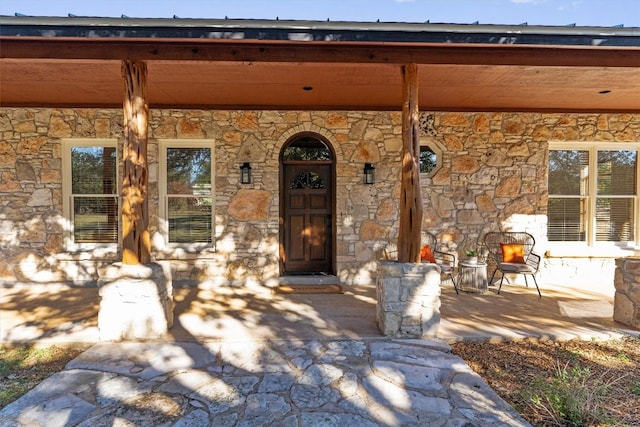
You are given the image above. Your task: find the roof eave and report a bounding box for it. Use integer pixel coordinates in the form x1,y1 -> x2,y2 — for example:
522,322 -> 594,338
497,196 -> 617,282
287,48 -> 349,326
0,16 -> 638,48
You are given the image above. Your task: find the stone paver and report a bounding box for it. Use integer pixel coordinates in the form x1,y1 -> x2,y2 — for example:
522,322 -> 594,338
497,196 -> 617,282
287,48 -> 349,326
0,338 -> 530,426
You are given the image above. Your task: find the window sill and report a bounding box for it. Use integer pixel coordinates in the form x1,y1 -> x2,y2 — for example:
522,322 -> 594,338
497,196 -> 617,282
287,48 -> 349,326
59,246 -> 119,260
154,247 -> 217,259
544,243 -> 640,258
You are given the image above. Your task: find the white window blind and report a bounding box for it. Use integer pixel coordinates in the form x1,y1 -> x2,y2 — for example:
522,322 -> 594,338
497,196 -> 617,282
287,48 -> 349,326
548,150 -> 588,241
548,146 -> 639,245
595,150 -> 636,241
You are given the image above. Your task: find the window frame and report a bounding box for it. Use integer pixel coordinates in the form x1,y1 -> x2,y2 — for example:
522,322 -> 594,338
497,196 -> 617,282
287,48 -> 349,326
419,138 -> 444,179
158,139 -> 215,252
548,142 -> 640,250
61,139 -> 119,252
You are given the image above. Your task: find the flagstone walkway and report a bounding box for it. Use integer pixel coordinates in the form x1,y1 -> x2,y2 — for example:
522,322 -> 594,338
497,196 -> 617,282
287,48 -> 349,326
0,338 -> 529,426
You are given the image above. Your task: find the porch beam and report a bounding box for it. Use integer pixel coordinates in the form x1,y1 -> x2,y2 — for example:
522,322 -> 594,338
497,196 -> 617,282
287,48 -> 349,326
397,63 -> 423,263
2,38 -> 640,68
121,60 -> 151,265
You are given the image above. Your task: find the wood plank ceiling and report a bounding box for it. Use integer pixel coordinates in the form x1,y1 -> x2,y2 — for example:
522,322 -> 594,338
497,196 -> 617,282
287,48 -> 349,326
1,18 -> 639,112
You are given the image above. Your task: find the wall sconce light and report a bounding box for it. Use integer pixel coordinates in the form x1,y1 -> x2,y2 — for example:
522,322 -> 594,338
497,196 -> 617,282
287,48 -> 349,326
363,163 -> 375,185
240,162 -> 252,184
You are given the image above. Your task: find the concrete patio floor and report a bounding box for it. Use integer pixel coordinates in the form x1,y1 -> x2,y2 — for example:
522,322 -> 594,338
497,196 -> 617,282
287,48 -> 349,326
1,277 -> 637,345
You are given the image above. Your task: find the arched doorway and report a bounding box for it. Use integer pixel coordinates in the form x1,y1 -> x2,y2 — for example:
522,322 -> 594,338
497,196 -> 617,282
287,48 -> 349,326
280,135 -> 335,275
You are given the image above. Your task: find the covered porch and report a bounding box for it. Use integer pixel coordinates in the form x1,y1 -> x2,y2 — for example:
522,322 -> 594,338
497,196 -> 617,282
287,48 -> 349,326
1,277 -> 635,345
1,15 -> 640,341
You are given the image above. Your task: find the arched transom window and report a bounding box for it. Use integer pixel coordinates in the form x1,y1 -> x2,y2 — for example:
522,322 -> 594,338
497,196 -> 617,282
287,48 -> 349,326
282,137 -> 332,161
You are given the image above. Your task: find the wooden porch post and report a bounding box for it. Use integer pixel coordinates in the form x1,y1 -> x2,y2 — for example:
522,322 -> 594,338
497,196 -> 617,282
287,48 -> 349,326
121,60 -> 151,265
397,63 -> 423,263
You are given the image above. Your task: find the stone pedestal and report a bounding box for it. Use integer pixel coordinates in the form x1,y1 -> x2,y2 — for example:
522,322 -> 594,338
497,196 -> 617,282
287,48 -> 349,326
376,260 -> 441,338
613,258 -> 640,328
98,262 -> 174,341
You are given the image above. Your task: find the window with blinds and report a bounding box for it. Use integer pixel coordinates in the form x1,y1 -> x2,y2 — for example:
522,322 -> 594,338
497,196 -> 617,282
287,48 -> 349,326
596,150 -> 636,242
70,146 -> 118,243
548,146 -> 638,244
164,146 -> 212,244
548,150 -> 588,241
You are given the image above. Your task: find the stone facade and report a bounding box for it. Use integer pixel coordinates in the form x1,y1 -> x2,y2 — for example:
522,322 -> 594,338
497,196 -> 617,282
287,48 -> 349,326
614,257 -> 640,328
1,108 -> 639,287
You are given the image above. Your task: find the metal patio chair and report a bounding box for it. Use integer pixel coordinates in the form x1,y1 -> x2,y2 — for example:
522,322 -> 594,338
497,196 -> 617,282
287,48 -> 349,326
483,231 -> 541,297
421,231 -> 459,294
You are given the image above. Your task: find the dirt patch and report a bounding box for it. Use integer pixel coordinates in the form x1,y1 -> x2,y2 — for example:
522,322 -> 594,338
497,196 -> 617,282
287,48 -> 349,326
451,336 -> 640,426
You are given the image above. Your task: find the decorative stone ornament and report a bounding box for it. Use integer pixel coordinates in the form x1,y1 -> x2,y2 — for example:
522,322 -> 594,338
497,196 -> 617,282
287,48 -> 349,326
419,113 -> 437,137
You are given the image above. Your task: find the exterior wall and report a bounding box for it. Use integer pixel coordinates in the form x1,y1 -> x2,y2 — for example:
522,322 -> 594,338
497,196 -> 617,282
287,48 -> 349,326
614,257 -> 640,328
1,108 -> 639,287
0,109 -> 124,283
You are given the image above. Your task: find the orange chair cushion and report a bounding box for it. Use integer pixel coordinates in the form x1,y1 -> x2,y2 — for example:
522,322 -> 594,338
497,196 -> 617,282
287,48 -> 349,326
500,243 -> 526,264
420,245 -> 436,263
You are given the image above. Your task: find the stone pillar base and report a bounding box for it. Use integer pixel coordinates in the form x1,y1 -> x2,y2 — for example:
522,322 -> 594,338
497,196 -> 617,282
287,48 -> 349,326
613,257 -> 640,328
376,260 -> 441,338
98,262 -> 174,341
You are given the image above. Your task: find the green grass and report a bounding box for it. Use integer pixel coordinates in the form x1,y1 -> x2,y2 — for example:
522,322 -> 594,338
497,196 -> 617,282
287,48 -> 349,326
0,345 -> 85,408
615,352 -> 631,362
521,362 -> 623,426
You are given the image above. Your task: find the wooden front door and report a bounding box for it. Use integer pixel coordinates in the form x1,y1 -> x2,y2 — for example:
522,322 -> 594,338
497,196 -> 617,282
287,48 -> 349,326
282,162 -> 333,273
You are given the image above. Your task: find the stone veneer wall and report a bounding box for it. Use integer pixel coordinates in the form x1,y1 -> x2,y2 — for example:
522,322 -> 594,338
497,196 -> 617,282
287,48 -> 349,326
1,108 -> 639,286
613,257 -> 640,328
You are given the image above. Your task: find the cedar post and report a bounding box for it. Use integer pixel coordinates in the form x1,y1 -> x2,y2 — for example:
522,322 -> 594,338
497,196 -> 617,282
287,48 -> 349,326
121,60 -> 151,265
397,63 -> 423,263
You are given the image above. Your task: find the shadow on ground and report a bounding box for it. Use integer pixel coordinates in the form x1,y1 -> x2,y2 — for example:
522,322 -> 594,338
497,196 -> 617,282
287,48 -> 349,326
2,279 -> 637,425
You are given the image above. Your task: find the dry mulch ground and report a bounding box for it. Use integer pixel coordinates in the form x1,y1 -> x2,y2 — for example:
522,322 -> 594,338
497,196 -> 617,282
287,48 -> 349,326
451,336 -> 640,426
